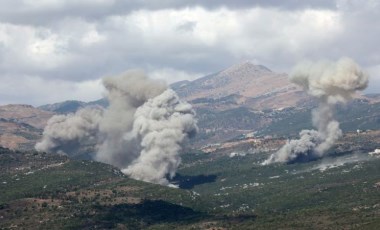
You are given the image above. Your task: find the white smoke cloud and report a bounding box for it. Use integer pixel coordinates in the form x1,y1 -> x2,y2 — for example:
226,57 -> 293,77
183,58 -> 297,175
35,70 -> 197,185
263,57 -> 368,164
122,89 -> 197,185
35,107 -> 103,155
95,70 -> 167,168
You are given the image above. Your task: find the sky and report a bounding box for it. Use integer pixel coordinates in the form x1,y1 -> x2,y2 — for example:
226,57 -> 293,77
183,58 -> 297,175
0,0 -> 380,106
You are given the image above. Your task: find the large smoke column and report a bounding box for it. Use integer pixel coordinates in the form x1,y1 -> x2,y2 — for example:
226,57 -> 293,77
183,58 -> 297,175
95,70 -> 167,168
263,58 -> 368,165
122,89 -> 197,185
35,70 -> 197,185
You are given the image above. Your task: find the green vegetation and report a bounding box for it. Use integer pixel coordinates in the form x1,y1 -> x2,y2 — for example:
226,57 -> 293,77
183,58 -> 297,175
1,133 -> 380,229
259,101 -> 380,137
191,100 -> 380,146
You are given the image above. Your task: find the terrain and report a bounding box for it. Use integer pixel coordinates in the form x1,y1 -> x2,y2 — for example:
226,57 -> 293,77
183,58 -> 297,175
0,62 -> 379,229
0,105 -> 54,150
1,130 -> 379,229
2,62 -> 379,150
1,62 -> 379,150
0,100 -> 108,150
171,61 -> 308,111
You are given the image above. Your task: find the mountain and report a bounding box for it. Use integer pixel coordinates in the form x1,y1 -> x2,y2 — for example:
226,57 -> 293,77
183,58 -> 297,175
1,62 -> 379,150
363,93 -> 380,103
0,104 -> 54,150
38,62 -> 378,115
38,100 -> 86,114
0,104 -> 54,129
171,61 -> 309,110
38,98 -> 108,114
168,62 -> 380,145
1,63 -> 380,229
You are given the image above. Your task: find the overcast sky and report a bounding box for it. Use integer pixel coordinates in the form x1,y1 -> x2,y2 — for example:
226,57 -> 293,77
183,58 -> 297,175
0,0 -> 379,106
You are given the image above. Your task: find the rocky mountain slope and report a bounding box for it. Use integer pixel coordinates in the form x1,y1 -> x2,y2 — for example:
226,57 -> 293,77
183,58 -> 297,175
171,62 -> 380,145
0,104 -> 54,129
1,63 -> 380,229
0,105 -> 54,150
172,61 -> 309,110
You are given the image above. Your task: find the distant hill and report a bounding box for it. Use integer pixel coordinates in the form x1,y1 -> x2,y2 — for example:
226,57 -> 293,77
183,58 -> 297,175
38,100 -> 86,114
0,99 -> 108,151
0,104 -> 54,150
0,104 -> 54,129
38,98 -> 108,114
364,93 -> 380,103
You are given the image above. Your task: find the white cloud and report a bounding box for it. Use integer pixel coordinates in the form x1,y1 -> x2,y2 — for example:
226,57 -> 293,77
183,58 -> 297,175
149,68 -> 201,84
0,23 -> 72,72
0,0 -> 379,105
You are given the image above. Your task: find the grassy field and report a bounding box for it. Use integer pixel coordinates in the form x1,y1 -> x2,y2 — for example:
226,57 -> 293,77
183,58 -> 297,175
178,150 -> 380,229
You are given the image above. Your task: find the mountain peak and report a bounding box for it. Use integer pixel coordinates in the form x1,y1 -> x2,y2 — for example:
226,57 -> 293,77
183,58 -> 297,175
220,61 -> 272,76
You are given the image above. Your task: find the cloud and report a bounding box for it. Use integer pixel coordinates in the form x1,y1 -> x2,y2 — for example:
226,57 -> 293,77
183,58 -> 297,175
0,75 -> 103,106
0,0 -> 337,26
0,7 -> 342,78
149,68 -> 201,83
0,0 -> 380,105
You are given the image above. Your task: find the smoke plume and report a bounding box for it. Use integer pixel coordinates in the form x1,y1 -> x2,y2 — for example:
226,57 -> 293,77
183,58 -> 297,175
35,107 -> 103,155
95,70 -> 167,168
263,57 -> 368,165
35,70 -> 197,185
122,89 -> 197,185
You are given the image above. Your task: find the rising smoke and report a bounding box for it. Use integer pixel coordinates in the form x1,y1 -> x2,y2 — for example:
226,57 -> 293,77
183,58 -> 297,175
35,107 -> 103,155
95,70 -> 167,168
122,89 -> 197,185
263,57 -> 368,165
35,70 -> 197,185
